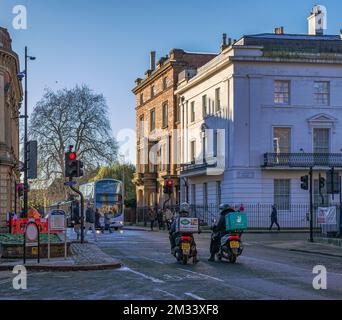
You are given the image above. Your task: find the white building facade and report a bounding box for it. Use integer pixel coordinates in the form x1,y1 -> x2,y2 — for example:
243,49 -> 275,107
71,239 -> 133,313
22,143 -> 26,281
176,21 -> 342,225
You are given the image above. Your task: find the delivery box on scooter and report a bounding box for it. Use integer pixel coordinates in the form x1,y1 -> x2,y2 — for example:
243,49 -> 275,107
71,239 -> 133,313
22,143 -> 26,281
225,212 -> 248,231
177,217 -> 199,233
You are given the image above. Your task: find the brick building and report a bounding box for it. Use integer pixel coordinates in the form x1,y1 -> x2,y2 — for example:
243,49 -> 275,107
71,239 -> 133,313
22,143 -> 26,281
0,27 -> 23,229
132,49 -> 216,208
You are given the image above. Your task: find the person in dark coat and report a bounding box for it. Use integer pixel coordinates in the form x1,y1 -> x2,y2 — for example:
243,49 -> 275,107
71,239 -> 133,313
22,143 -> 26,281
269,205 -> 281,231
208,204 -> 236,262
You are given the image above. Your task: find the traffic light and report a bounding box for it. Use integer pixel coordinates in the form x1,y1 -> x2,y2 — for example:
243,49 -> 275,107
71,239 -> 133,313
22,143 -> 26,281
301,175 -> 309,190
65,152 -> 78,178
77,160 -> 84,178
27,141 -> 38,179
319,177 -> 326,191
163,179 -> 174,195
65,152 -> 84,178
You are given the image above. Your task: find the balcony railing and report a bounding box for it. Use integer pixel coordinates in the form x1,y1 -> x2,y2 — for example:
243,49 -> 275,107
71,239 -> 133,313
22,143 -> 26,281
263,153 -> 342,168
181,160 -> 217,173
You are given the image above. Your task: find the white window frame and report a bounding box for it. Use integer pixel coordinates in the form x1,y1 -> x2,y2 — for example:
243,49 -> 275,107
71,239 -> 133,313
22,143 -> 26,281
274,179 -> 291,210
314,81 -> 330,106
274,80 -> 290,105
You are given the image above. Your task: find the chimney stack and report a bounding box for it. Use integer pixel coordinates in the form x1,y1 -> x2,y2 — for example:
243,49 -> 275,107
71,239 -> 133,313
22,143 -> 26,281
150,51 -> 156,71
274,26 -> 284,35
221,33 -> 228,51
308,5 -> 326,36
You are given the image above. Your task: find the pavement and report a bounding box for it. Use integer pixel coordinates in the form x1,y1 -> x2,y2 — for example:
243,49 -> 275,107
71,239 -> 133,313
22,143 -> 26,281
0,242 -> 121,272
0,229 -> 341,300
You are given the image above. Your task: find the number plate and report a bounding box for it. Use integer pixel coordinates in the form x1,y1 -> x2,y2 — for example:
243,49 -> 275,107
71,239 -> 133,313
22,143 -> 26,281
181,243 -> 191,250
230,241 -> 240,249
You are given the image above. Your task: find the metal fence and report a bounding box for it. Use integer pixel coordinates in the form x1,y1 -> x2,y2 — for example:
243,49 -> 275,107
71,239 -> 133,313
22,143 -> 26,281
136,203 -> 342,238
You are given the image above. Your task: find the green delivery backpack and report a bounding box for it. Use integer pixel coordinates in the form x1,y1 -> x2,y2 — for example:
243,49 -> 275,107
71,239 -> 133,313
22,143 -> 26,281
225,211 -> 248,231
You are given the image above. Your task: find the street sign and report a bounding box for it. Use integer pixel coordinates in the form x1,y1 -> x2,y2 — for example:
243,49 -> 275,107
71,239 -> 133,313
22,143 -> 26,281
64,181 -> 77,187
49,210 -> 66,231
26,223 -> 38,242
23,222 -> 40,264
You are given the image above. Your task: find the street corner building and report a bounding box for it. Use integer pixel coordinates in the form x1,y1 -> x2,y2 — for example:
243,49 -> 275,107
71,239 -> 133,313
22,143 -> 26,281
132,49 -> 216,208
133,6 -> 342,228
176,8 -> 342,227
0,27 -> 23,231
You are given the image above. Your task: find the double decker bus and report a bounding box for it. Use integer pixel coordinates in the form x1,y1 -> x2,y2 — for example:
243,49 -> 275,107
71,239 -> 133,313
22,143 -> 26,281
80,179 -> 124,230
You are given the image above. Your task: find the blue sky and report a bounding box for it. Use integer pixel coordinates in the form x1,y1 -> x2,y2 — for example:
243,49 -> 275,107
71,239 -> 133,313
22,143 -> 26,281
1,0 -> 342,163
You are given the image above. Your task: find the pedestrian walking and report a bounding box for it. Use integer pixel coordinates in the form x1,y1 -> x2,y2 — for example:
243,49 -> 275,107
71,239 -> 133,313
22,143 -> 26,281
95,208 -> 101,229
239,204 -> 245,212
73,201 -> 81,240
269,205 -> 281,231
157,208 -> 163,230
102,210 -> 114,234
85,202 -> 97,241
148,208 -> 156,231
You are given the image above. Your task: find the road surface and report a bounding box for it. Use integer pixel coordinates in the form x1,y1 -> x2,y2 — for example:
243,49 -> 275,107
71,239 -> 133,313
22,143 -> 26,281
0,230 -> 341,300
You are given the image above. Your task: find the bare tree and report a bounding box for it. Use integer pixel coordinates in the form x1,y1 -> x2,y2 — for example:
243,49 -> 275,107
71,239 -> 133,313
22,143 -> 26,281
30,85 -> 118,182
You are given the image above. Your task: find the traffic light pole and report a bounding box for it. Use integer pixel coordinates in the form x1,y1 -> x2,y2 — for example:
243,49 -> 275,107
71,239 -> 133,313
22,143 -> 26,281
309,167 -> 314,243
69,178 -> 85,244
23,47 -> 29,218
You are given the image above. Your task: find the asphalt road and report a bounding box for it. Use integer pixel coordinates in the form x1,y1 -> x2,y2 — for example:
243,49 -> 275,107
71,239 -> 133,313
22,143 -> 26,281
0,230 -> 341,300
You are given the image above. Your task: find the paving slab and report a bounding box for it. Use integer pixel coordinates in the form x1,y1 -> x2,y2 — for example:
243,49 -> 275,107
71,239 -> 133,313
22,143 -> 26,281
0,242 -> 121,272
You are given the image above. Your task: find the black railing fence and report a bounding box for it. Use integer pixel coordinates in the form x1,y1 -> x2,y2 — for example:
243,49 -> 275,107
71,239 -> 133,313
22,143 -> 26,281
136,203 -> 342,238
263,153 -> 342,168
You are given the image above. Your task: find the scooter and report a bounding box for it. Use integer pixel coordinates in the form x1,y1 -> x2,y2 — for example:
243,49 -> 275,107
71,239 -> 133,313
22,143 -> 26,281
217,232 -> 244,264
173,233 -> 198,265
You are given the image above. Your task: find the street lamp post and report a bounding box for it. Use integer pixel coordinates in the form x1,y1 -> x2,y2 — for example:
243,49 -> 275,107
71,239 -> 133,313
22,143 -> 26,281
22,46 -> 36,218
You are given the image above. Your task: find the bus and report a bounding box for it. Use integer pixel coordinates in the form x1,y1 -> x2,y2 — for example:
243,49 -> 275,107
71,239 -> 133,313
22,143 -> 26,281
80,179 -> 124,230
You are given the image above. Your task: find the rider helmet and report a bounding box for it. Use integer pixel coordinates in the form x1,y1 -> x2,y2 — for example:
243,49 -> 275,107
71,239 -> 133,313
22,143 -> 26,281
219,203 -> 232,215
179,202 -> 190,217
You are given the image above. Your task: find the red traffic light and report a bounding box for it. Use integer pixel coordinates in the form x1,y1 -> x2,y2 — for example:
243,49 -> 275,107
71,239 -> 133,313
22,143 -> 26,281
69,152 -> 77,161
167,179 -> 173,186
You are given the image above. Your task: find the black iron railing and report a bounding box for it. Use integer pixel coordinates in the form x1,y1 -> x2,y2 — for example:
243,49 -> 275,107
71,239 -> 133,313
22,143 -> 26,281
263,153 -> 342,168
136,203 -> 342,236
181,160 -> 217,173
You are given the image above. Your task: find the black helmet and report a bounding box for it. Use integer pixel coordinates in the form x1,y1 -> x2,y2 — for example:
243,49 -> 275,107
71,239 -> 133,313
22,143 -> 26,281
219,203 -> 231,215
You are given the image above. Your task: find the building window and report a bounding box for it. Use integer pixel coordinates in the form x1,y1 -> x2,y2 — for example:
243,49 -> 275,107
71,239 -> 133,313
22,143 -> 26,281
215,88 -> 221,112
314,81 -> 329,106
216,181 -> 222,206
203,183 -> 208,207
151,85 -> 155,98
162,102 -> 168,128
140,93 -> 144,105
274,179 -> 291,210
190,140 -> 196,163
313,128 -> 330,153
202,95 -> 207,118
273,127 -> 291,153
150,109 -> 155,132
139,115 -> 144,136
191,102 -> 195,123
163,77 -> 168,90
274,80 -> 290,105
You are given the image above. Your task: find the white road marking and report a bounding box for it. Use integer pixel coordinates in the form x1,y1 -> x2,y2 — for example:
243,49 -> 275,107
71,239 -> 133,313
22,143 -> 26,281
184,292 -> 205,300
120,266 -> 165,284
155,289 -> 179,299
177,268 -> 224,283
142,257 -> 165,265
